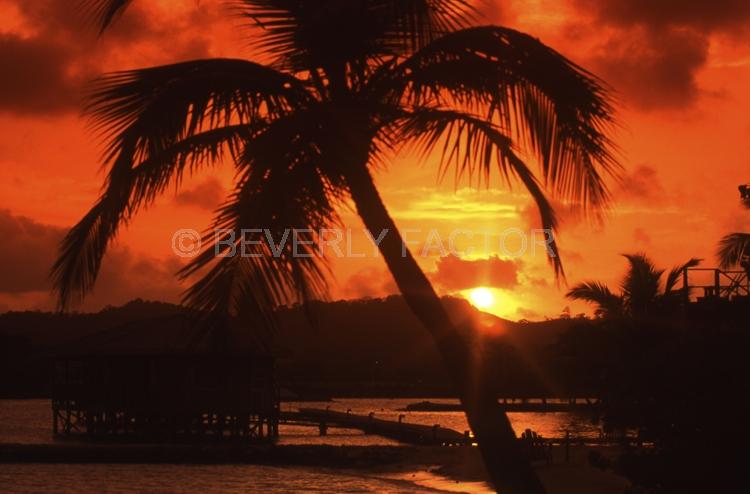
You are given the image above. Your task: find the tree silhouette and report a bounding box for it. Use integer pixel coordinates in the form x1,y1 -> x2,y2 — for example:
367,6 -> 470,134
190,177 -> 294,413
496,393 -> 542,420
566,254 -> 700,320
718,184 -> 750,275
54,2 -> 621,492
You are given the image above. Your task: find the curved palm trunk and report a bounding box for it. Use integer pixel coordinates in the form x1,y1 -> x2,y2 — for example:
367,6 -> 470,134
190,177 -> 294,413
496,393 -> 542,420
345,164 -> 546,494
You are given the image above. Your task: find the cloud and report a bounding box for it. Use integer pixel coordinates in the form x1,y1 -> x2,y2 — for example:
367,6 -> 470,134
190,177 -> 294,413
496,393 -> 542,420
432,255 -> 520,291
340,267 -> 397,299
616,164 -> 667,204
590,28 -> 709,110
0,34 -> 84,114
394,190 -> 518,222
519,198 -> 583,230
0,0 -> 215,115
559,248 -> 585,265
0,1 -> 102,116
0,209 -> 66,293
0,209 -> 183,308
175,177 -> 225,210
83,248 -> 183,310
573,0 -> 750,31
570,0 -> 750,110
633,227 -> 651,246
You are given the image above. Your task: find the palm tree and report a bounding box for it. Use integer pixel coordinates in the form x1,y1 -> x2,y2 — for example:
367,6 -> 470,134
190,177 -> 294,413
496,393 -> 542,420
54,2 -> 621,492
718,184 -> 750,275
567,254 -> 700,320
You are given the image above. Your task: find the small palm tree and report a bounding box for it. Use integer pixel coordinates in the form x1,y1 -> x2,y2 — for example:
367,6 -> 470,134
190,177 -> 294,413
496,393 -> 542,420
567,254 -> 700,320
718,184 -> 750,274
54,2 -> 621,492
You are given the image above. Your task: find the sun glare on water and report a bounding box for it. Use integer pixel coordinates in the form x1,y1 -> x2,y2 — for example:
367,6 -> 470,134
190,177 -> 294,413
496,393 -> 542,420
468,287 -> 495,310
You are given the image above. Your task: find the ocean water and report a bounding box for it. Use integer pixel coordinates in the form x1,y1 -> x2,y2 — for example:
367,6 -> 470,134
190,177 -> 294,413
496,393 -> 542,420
0,463 -> 490,494
0,398 -> 601,445
0,399 -> 599,493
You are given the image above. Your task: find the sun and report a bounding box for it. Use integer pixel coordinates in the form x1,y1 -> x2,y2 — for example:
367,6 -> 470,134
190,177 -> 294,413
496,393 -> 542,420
468,287 -> 495,310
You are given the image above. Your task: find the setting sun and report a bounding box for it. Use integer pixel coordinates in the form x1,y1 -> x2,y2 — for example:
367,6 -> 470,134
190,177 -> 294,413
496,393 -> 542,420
468,287 -> 495,310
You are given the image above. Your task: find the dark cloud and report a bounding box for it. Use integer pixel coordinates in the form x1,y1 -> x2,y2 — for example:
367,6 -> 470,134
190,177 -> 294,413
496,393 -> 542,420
432,255 -> 520,291
0,209 -> 66,292
0,34 -> 85,114
0,0 -> 214,115
83,248 -> 183,310
175,177 -> 226,210
617,164 -> 667,203
474,0 -> 508,24
573,0 -> 750,31
0,1 -> 100,115
0,209 -> 182,308
591,28 -> 708,110
571,0 -> 750,110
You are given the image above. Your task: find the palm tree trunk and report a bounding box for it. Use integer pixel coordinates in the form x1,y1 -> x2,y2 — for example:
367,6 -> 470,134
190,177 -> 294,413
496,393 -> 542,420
344,164 -> 546,494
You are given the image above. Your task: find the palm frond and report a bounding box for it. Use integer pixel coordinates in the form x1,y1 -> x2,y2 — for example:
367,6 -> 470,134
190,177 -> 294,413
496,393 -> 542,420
383,0 -> 475,52
86,59 -> 310,149
387,26 -> 620,213
566,281 -> 622,318
718,233 -> 750,269
179,115 -> 345,328
739,184 -> 750,209
392,107 -> 563,276
51,124 -> 256,310
621,253 -> 663,318
86,59 -> 309,207
53,59 -> 308,309
51,195 -> 126,310
234,0 -> 474,71
664,258 -> 701,294
80,0 -> 134,33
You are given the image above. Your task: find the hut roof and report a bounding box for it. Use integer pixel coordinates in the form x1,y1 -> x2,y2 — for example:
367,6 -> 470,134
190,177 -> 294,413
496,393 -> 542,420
58,313 -> 269,357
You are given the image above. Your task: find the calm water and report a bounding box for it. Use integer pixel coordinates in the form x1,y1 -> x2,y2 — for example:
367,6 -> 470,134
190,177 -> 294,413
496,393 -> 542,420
0,398 -> 601,445
0,463 -> 490,494
0,399 -> 599,493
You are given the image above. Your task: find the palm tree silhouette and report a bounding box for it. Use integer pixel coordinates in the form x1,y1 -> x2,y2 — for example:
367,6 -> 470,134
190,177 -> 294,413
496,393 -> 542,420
54,2 -> 621,492
567,254 -> 700,320
718,184 -> 750,276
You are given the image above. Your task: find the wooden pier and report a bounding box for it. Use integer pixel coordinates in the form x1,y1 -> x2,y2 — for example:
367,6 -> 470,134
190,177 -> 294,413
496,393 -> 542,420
402,399 -> 600,413
280,408 -> 470,446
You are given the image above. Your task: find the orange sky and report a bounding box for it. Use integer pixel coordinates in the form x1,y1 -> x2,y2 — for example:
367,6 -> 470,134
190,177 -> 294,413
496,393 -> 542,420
1,0 -> 749,319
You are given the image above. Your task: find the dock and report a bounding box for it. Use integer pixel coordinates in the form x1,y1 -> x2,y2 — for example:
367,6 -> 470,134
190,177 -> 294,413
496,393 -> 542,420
401,399 -> 601,413
281,408 -> 470,446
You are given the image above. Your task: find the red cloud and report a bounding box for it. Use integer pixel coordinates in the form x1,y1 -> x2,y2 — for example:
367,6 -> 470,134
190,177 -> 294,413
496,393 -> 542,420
570,0 -> 750,110
175,177 -> 226,210
0,209 -> 183,310
432,255 -> 520,292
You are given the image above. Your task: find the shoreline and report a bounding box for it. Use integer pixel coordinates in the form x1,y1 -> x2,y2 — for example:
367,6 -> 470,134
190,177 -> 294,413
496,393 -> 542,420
1,442 -> 631,493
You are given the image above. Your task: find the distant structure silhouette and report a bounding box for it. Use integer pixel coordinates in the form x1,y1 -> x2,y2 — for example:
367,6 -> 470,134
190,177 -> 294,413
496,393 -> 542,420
566,253 -> 700,320
718,183 -> 750,283
52,315 -> 278,441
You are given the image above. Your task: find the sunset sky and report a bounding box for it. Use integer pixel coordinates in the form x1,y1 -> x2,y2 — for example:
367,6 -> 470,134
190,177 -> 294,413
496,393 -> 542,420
1,0 -> 749,320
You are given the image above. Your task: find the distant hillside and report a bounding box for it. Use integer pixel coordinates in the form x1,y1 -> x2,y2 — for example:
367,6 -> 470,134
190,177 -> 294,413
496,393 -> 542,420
0,297 -> 576,398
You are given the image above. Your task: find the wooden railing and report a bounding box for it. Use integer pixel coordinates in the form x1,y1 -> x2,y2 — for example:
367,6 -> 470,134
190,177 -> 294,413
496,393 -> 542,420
683,268 -> 750,301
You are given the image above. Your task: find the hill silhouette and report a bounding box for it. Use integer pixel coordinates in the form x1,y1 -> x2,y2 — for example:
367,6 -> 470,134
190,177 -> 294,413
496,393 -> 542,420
0,297 -> 574,398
